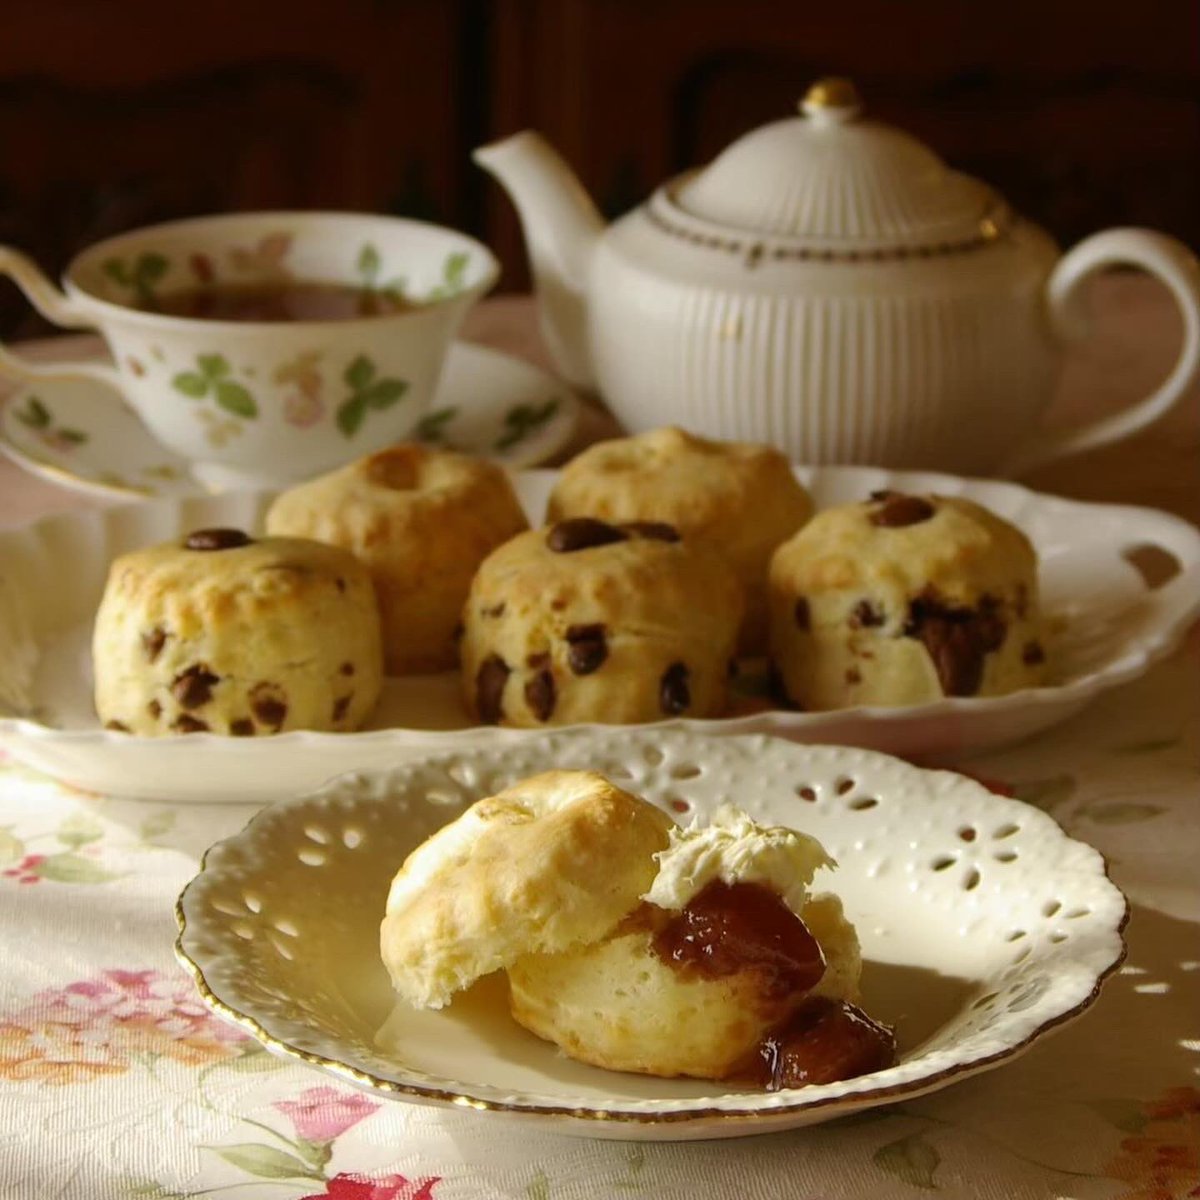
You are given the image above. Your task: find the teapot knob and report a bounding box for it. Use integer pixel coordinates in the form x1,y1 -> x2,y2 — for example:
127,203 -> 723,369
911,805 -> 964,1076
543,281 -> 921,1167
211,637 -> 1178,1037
801,77 -> 863,124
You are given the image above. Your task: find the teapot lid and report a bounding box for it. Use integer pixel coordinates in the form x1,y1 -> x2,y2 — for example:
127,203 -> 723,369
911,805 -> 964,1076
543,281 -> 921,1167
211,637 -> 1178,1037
672,78 -> 1007,249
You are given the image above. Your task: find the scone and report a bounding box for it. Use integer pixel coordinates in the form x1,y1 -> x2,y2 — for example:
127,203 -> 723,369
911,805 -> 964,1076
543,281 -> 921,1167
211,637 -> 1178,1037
93,527 -> 382,736
547,427 -> 813,652
459,518 -> 744,727
507,805 -> 893,1086
379,771 -> 674,1009
266,444 -> 529,674
768,491 -> 1047,710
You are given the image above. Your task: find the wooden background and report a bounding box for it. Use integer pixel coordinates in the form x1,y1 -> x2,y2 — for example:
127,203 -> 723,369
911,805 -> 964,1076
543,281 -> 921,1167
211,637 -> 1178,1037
1,0 -> 1197,334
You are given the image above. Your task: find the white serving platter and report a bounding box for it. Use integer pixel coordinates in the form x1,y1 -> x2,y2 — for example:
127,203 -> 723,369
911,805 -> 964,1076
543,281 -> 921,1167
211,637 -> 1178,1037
2,466 -> 1198,803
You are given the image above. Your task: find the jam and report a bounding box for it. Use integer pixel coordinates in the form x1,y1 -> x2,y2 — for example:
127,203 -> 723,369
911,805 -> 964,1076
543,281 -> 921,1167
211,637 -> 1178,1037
750,995 -> 896,1090
651,881 -> 826,999
650,880 -> 896,1089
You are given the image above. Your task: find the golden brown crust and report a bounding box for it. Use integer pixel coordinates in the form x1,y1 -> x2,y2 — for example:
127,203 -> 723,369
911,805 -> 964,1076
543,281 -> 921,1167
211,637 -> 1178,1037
266,444 -> 529,673
379,770 -> 673,1009
459,526 -> 744,727
768,493 -> 1046,709
92,535 -> 382,736
547,427 -> 812,652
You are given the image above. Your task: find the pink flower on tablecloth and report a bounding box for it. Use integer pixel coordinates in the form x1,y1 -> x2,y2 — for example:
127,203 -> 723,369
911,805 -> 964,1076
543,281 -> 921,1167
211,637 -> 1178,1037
2,854 -> 46,884
299,1173 -> 440,1200
273,1085 -> 380,1143
1103,1086 -> 1200,1199
0,967 -> 249,1084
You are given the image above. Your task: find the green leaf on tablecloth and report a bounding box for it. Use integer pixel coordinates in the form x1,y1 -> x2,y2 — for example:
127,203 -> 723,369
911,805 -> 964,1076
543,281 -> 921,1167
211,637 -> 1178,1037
525,1170 -> 551,1200
1085,1097 -> 1149,1134
33,852 -> 121,883
120,1178 -> 192,1199
139,809 -> 176,841
56,812 -> 105,848
0,827 -> 23,866
296,1138 -> 333,1169
228,1043 -> 284,1072
1011,774 -> 1075,812
207,1143 -> 321,1180
874,1133 -> 940,1189
1083,802 -> 1166,825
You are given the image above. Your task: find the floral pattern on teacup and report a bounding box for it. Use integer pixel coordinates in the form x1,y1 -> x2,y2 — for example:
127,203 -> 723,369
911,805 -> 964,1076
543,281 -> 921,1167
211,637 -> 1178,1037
275,351 -> 326,428
229,232 -> 294,278
172,353 -> 258,418
336,355 -> 409,437
101,252 -> 168,308
12,395 -> 88,453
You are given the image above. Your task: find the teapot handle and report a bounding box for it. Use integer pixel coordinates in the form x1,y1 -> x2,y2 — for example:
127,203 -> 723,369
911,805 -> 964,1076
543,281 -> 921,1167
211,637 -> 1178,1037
999,228 -> 1200,477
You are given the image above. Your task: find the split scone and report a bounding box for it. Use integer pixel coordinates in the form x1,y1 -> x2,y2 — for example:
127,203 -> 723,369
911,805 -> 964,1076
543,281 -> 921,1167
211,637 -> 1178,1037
768,491 -> 1047,710
546,427 -> 813,652
266,444 -> 529,674
93,528 -> 382,736
459,518 -> 744,727
379,772 -> 895,1089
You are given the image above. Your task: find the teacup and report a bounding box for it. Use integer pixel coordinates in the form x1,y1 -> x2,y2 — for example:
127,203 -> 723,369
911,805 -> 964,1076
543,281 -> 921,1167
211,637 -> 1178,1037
0,212 -> 499,489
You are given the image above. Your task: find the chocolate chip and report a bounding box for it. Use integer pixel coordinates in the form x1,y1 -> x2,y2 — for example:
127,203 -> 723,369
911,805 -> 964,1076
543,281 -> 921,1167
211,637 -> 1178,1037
147,700 -> 162,719
104,719 -> 130,732
335,577 -> 346,593
173,714 -> 209,734
171,664 -> 219,709
524,669 -> 556,722
850,599 -> 884,628
230,718 -> 255,737
184,528 -> 253,551
1022,640 -> 1045,665
845,667 -> 862,685
546,518 -> 628,553
767,661 -> 799,709
903,591 -> 1007,697
566,624 -> 608,675
660,662 -> 691,715
332,695 -> 351,722
727,658 -> 739,679
868,494 -> 935,528
483,602 -> 506,618
475,655 -> 510,724
794,598 -> 811,630
526,651 -> 551,669
451,621 -> 465,643
622,521 -> 680,543
249,683 -> 288,729
141,626 -> 167,662
340,662 -> 355,676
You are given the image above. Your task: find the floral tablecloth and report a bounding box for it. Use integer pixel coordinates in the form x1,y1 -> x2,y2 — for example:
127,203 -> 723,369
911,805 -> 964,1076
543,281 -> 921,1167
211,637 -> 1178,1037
0,626 -> 1197,1200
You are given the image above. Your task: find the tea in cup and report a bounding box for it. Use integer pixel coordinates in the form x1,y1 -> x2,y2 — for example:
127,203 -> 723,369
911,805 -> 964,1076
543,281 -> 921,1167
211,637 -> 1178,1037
0,211 -> 499,489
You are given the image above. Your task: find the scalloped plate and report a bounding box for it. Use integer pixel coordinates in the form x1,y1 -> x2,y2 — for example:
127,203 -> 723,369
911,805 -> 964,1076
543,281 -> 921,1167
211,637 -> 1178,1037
2,466 -> 1198,802
175,730 -> 1128,1140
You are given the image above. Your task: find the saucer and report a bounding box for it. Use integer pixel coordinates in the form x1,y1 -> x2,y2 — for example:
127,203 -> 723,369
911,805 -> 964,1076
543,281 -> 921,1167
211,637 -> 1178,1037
0,339 -> 580,498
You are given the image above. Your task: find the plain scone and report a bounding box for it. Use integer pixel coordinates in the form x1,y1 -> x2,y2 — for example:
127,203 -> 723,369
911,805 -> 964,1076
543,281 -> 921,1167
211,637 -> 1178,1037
769,491 -> 1047,709
379,771 -> 673,1009
92,529 -> 382,736
547,427 -> 813,652
266,444 -> 529,674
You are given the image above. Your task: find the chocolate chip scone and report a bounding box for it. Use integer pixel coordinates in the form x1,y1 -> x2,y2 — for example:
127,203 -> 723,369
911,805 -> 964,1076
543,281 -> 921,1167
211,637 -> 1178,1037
266,444 -> 529,674
93,528 -> 383,736
546,427 -> 812,654
460,518 -> 744,727
768,492 -> 1046,709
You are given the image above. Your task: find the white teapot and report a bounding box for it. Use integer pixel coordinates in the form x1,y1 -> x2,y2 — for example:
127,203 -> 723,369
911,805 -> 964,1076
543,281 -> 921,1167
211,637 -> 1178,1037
476,78 -> 1200,475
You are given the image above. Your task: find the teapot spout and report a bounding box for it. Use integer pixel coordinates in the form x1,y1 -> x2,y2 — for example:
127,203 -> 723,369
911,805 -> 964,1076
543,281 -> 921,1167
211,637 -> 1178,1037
474,131 -> 604,391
